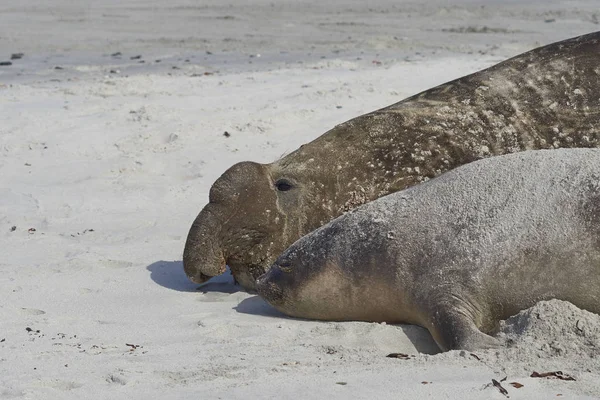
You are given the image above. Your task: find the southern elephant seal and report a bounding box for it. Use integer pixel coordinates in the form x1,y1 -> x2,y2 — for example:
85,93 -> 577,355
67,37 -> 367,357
184,32 -> 600,291
257,149 -> 600,351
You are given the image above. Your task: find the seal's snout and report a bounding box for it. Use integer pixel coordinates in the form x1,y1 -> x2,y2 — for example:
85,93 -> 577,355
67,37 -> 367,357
256,267 -> 285,305
189,272 -> 212,285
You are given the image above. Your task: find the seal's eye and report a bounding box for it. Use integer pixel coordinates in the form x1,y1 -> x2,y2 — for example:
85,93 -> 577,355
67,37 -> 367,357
275,179 -> 293,192
278,262 -> 293,273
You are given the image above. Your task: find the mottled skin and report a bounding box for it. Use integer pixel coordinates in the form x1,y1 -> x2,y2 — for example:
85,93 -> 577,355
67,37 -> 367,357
257,149 -> 600,351
184,32 -> 600,291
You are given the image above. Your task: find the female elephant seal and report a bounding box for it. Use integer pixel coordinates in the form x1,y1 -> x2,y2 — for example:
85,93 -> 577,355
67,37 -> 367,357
256,148 -> 600,351
184,32 -> 600,291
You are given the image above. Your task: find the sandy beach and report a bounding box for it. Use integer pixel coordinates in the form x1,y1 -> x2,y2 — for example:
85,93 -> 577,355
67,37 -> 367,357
2,1 -> 600,398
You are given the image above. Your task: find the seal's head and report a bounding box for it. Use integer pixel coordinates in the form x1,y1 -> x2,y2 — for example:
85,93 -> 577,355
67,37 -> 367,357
256,220 -> 402,322
256,244 -> 320,312
255,224 -> 354,320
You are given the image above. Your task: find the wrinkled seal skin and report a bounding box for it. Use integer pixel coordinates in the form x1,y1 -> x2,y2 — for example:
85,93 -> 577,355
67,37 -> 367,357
257,149 -> 600,351
184,32 -> 600,291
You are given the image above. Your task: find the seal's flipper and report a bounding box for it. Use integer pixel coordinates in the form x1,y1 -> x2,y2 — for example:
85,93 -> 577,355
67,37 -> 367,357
428,309 -> 501,351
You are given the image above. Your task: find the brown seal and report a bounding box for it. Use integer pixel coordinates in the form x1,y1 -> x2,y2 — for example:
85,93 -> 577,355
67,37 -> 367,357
184,32 -> 600,291
257,149 -> 600,351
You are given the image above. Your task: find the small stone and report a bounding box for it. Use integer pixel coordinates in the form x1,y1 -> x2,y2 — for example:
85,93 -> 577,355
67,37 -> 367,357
0,61 -> 12,66
10,226 -> 16,232
223,131 -> 231,138
111,52 -> 122,57
130,55 -> 142,60
11,53 -> 24,60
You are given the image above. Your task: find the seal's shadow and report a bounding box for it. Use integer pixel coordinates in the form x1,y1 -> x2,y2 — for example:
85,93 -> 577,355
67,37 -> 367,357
235,295 -> 290,318
397,325 -> 441,354
146,260 -> 240,293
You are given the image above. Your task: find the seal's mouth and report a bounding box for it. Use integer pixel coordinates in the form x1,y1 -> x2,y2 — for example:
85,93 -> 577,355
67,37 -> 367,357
256,270 -> 285,305
189,272 -> 213,285
225,255 -> 272,291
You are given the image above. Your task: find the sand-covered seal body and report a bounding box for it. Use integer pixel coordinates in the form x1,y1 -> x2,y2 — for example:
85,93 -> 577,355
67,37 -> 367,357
184,32 -> 600,291
257,149 -> 600,351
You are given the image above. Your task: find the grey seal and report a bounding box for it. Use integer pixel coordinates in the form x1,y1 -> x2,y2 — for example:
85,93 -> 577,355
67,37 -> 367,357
257,149 -> 600,351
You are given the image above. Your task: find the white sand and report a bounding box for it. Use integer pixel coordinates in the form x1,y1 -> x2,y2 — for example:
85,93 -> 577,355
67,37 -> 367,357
1,1 -> 600,398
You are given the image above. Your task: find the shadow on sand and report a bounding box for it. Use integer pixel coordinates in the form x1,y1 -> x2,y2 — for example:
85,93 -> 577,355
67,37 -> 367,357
146,260 -> 240,294
234,295 -> 290,318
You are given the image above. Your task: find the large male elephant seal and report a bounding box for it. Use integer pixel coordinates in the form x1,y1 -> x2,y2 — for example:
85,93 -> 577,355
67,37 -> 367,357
256,148 -> 600,351
184,32 -> 600,291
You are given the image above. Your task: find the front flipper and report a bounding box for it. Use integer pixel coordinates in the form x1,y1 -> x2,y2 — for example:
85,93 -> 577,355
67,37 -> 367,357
428,309 -> 501,351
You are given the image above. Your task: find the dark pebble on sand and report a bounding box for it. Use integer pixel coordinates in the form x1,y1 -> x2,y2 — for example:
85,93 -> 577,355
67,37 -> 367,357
130,55 -> 142,60
155,59 -> 161,63
172,66 -> 180,70
111,52 -> 122,57
11,53 -> 24,60
223,131 -> 231,138
55,66 -> 64,70
0,61 -> 12,66
10,226 -> 16,232
138,60 -> 145,63
110,69 -> 119,74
